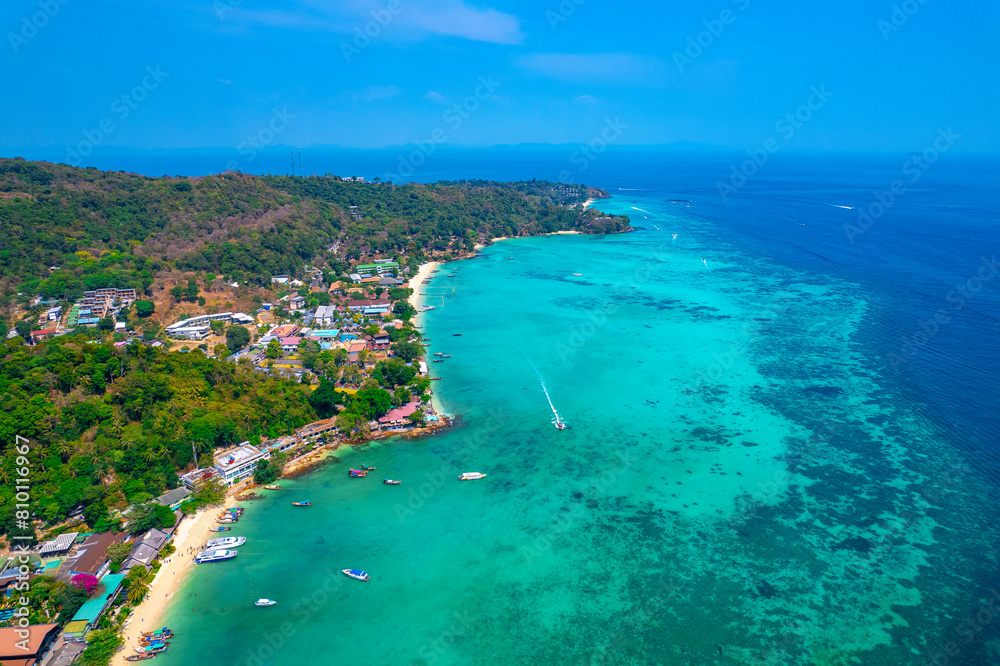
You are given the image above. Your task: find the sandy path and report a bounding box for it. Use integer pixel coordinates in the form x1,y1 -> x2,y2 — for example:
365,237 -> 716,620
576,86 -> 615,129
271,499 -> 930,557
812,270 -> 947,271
111,498 -> 234,665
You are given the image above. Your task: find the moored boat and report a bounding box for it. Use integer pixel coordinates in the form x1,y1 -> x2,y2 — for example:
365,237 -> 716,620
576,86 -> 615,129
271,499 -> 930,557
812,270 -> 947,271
206,536 -> 246,549
209,526 -> 231,532
263,484 -> 281,490
292,501 -> 312,506
194,549 -> 238,564
362,465 -> 375,470
459,472 -> 487,480
349,469 -> 367,477
453,333 -> 463,336
383,479 -> 401,485
342,569 -> 370,581
255,599 -> 277,607
141,628 -> 173,639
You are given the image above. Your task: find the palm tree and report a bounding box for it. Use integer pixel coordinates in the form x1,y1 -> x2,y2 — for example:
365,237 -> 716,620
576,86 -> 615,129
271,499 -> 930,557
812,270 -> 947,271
55,441 -> 72,462
127,582 -> 148,606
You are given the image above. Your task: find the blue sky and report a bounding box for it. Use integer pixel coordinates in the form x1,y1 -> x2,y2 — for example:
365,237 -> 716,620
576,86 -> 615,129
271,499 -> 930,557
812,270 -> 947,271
1,0 -> 998,155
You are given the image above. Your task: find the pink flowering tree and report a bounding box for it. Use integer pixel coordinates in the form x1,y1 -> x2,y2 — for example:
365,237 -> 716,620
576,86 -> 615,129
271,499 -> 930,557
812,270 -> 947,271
71,573 -> 100,596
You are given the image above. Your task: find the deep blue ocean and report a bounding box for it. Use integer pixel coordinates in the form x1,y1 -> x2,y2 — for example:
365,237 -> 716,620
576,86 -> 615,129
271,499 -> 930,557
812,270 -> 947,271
36,146 -> 1000,664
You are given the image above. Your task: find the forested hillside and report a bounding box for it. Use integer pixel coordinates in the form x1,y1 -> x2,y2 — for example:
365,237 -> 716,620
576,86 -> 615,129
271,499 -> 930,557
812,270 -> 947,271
0,336 -> 315,539
0,158 -> 629,303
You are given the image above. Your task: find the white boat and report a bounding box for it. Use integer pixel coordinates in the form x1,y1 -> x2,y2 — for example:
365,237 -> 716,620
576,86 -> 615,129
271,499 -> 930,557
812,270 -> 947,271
342,569 -> 370,581
206,536 -> 246,549
194,549 -> 238,564
458,472 -> 487,480
255,599 -> 277,607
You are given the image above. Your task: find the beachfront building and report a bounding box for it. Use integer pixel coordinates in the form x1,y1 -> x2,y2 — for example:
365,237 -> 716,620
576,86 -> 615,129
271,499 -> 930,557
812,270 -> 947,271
378,402 -> 422,429
0,623 -> 59,665
118,528 -> 170,574
213,443 -> 271,486
62,574 -> 125,639
264,435 -> 301,455
296,418 -> 338,441
180,468 -> 218,491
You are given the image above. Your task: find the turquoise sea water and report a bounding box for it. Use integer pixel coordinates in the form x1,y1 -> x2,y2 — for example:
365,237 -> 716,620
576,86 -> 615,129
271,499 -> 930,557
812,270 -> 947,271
157,192 -> 999,665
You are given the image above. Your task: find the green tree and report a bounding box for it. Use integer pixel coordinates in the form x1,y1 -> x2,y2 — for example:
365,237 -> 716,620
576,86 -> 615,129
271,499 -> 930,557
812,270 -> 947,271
169,285 -> 184,301
225,325 -> 251,351
98,317 -> 114,331
355,387 -> 393,419
308,379 -> 342,418
391,340 -> 423,363
393,300 -> 416,319
135,300 -> 155,317
126,503 -> 177,535
186,277 -> 199,301
79,628 -> 123,666
253,458 -> 280,485
265,340 -> 282,359
210,320 -> 225,335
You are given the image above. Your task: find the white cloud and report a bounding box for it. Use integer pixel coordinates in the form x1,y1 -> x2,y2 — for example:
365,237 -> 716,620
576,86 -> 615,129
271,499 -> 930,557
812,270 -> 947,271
424,91 -> 448,103
574,94 -> 597,105
210,1 -> 522,45
333,85 -> 401,104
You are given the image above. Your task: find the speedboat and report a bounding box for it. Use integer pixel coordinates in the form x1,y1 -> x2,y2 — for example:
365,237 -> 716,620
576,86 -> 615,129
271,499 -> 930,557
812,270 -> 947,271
206,536 -> 246,549
553,418 -> 567,430
292,501 -> 312,506
342,569 -> 370,581
263,484 -> 281,490
383,479 -> 401,485
255,599 -> 277,607
458,472 -> 487,480
194,549 -> 238,564
453,333 -> 463,336
572,273 -> 583,276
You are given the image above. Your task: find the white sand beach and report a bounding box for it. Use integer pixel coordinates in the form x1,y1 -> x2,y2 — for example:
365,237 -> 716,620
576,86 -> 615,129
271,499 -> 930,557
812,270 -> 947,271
111,498 -> 235,665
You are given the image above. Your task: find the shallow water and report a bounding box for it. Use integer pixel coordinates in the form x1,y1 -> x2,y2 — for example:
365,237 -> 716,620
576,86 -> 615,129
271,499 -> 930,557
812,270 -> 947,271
159,183 -> 1000,665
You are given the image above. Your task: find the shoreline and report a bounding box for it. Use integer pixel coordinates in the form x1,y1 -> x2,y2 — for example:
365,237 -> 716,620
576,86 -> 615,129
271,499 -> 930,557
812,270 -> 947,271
112,497 -> 235,666
407,260 -> 440,310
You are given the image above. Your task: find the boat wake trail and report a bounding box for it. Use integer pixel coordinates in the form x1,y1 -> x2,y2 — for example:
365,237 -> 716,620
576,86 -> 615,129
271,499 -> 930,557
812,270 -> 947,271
528,361 -> 567,429
631,206 -> 652,214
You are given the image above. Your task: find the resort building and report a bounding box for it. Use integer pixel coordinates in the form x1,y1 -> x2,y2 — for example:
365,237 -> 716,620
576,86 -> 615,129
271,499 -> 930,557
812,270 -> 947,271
213,443 -> 271,486
180,468 -> 218,491
296,418 -> 338,440
118,528 -> 170,574
269,324 -> 300,338
59,531 -> 126,580
279,336 -> 302,353
346,341 -> 367,363
0,623 -> 59,665
165,312 -> 253,339
379,402 -> 422,429
38,532 -> 78,556
264,435 -> 301,455
355,262 -> 398,277
80,288 -> 136,309
155,486 -> 192,510
346,299 -> 391,314
63,574 -> 125,639
313,305 -> 337,327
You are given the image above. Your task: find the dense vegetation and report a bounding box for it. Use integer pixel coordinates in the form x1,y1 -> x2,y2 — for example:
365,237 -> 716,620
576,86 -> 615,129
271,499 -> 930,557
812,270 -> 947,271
0,334 -> 316,541
0,158 -> 629,302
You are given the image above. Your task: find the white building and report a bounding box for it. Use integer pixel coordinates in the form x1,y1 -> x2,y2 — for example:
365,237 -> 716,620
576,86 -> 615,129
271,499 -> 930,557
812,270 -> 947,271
213,443 -> 271,486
